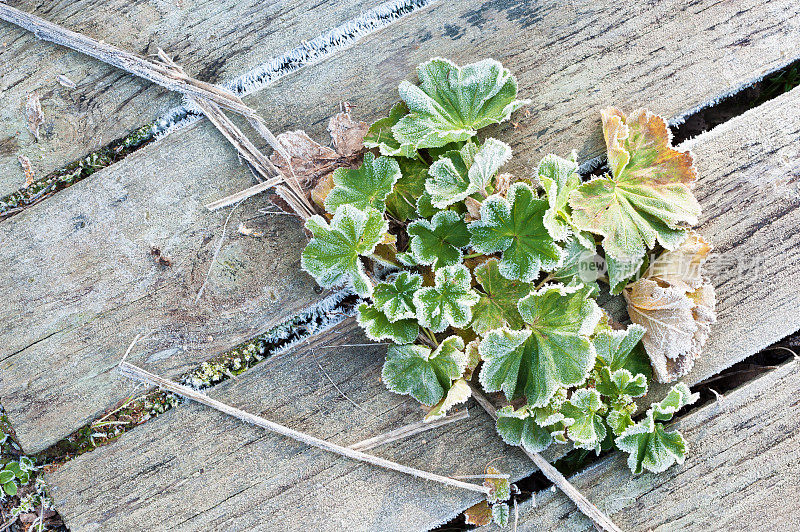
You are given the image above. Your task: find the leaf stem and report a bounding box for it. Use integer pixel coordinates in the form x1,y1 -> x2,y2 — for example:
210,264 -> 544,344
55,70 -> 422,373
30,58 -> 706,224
462,252 -> 483,260
534,274 -> 553,291
423,328 -> 439,346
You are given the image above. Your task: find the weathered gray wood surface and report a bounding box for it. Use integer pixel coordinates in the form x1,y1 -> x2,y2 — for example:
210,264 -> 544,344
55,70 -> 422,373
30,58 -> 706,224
3,0 -> 800,456
47,319 -> 533,532
0,119 -> 324,453
492,359 -> 800,531
0,0 -> 381,197
43,72 -> 800,532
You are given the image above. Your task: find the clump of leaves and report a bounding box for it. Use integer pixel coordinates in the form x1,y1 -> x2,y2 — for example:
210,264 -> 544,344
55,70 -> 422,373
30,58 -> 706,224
297,57 -> 715,512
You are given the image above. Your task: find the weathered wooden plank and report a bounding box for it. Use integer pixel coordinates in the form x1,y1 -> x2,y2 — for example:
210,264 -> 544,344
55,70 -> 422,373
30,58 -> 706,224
3,0 -> 800,457
0,0 -> 382,197
44,41 -> 800,532
492,359 -> 800,531
46,320 -> 532,532
0,119 -> 323,453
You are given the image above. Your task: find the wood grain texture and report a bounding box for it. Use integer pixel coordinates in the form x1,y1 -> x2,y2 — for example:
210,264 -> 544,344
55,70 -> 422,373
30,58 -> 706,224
491,359 -> 800,531
0,118 -> 322,453
46,320 -> 534,532
0,0 -> 380,197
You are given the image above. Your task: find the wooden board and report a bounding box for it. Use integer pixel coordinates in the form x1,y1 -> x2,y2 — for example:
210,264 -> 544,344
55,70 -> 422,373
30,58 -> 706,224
0,118 -> 324,453
2,0 -> 799,456
43,82 -> 800,531
492,360 -> 800,531
0,0 -> 382,197
46,320 -> 533,532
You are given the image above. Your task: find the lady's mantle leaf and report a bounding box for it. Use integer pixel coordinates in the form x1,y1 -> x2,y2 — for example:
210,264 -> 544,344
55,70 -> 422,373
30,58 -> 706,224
393,57 -> 530,150
479,284 -> 601,407
606,403 -> 636,436
495,405 -> 554,454
386,158 -> 428,221
469,182 -> 564,282
596,367 -> 648,400
414,264 -> 480,332
408,210 -> 470,269
606,253 -> 645,295
357,303 -> 419,344
484,465 -> 511,504
491,503 -> 509,527
592,324 -> 651,378
471,258 -> 533,335
426,139 -> 511,208
363,101 -> 416,158
301,205 -> 387,297
324,152 -> 401,214
615,383 -> 698,474
561,388 -> 607,453
539,152 -> 583,242
373,271 -> 423,322
424,378 -> 471,421
551,237 -> 600,295
569,108 -> 702,259
382,336 -> 466,405
624,234 -> 716,383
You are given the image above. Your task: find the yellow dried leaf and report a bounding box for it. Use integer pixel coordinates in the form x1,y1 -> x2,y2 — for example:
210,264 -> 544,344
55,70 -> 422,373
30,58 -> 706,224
464,500 -> 492,527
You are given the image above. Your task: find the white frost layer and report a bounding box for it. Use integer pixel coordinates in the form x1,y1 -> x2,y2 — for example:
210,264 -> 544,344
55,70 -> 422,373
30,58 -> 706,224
153,0 -> 434,139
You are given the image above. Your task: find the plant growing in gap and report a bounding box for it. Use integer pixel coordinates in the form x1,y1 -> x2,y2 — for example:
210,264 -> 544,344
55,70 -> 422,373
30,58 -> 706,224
289,57 -> 715,524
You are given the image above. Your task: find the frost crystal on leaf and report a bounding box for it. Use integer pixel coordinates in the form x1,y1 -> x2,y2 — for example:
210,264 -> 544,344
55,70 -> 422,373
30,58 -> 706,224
569,108 -> 702,259
357,303 -> 419,345
372,271 -> 423,322
386,158 -> 428,221
592,324 -> 651,378
596,367 -> 648,401
301,205 -> 387,297
561,388 -> 607,453
471,258 -> 532,335
382,336 -> 466,405
425,378 -> 471,421
491,503 -> 510,527
414,264 -> 479,332
478,284 -> 601,407
393,57 -> 530,150
483,465 -> 511,504
426,139 -> 511,208
469,182 -> 564,282
408,211 -> 471,269
538,152 -> 583,242
495,405 -> 554,453
325,152 -> 401,214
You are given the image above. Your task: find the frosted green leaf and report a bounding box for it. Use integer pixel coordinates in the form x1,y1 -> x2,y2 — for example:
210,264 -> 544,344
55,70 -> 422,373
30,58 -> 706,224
469,182 -> 564,282
596,367 -> 648,400
491,503 -> 509,527
373,271 -> 423,322
479,284 -> 601,407
569,108 -> 701,258
357,303 -> 418,345
495,405 -> 554,454
650,382 -> 699,422
551,237 -> 600,295
416,190 -> 440,218
592,324 -> 651,378
539,152 -> 583,241
471,258 -> 532,335
615,411 -> 687,474
382,336 -> 466,405
484,465 -> 511,504
324,152 -> 401,214
426,139 -> 511,208
607,253 -> 645,295
606,403 -> 636,436
363,101 -> 417,158
393,57 -> 530,150
425,378 -> 471,421
414,264 -> 479,332
386,158 -> 428,221
396,251 -> 420,267
408,210 -> 470,269
301,205 -> 387,297
561,388 -> 607,453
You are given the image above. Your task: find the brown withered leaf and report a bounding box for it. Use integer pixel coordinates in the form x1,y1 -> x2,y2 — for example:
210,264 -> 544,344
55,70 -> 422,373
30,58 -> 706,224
26,92 -> 44,141
624,232 -> 716,383
269,110 -> 366,213
464,500 -> 492,527
18,154 -> 35,187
